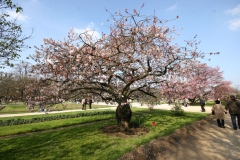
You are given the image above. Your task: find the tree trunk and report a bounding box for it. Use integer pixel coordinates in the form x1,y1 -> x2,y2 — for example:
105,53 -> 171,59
116,103 -> 132,130
189,98 -> 197,104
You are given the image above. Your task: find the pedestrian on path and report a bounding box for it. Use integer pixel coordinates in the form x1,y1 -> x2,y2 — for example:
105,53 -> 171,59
211,99 -> 226,128
168,99 -> 172,105
82,98 -> 86,110
88,99 -> 92,109
200,97 -> 206,112
183,97 -> 189,107
225,95 -> 240,130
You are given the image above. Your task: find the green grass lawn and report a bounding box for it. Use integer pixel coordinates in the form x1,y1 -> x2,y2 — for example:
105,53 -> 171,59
0,109 -> 209,160
0,102 -> 116,114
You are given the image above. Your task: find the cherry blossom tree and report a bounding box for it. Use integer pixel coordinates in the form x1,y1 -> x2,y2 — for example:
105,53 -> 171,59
161,62 -> 229,103
212,81 -> 235,100
161,80 -> 185,103
29,6 -> 218,130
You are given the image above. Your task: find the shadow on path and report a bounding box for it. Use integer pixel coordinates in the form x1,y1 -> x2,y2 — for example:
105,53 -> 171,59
119,114 -> 240,160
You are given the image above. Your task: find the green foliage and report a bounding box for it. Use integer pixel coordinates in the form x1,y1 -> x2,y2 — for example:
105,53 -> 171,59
3,0 -> 22,12
131,113 -> 147,127
170,104 -> 185,116
0,111 -> 115,126
0,0 -> 31,68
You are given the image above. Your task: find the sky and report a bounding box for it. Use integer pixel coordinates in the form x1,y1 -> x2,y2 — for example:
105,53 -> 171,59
3,0 -> 240,87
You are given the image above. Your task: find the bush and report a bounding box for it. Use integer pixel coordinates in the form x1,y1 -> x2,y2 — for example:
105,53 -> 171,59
170,104 -> 184,116
0,111 -> 115,126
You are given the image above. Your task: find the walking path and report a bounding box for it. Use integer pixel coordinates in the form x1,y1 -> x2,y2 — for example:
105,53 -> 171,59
119,114 -> 240,160
0,102 -> 239,159
120,103 -> 240,160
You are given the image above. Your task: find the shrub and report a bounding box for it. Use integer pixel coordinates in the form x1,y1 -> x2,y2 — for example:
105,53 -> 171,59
0,111 -> 115,126
170,104 -> 184,116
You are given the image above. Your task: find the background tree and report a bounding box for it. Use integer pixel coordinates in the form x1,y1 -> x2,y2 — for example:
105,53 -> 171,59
0,63 -> 33,102
132,87 -> 162,109
183,63 -> 224,102
13,61 -> 32,101
0,72 -> 16,101
212,81 -> 235,100
161,80 -> 184,103
29,6 -> 218,130
161,62 -> 225,103
0,0 -> 31,68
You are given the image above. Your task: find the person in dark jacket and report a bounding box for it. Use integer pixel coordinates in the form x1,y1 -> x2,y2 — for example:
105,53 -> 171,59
200,97 -> 206,112
88,99 -> 92,109
225,95 -> 240,130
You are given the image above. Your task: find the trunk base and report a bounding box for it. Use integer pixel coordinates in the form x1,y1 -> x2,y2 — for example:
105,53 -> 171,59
116,103 -> 132,130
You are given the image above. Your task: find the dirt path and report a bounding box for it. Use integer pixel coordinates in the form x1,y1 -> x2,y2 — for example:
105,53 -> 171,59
119,114 -> 240,160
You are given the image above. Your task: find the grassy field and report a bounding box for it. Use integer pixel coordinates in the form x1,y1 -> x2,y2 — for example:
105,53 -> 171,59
0,106 -> 209,160
0,102 -> 116,114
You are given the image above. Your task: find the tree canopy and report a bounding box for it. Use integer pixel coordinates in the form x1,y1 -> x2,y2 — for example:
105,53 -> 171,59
28,6 -> 221,129
161,62 -> 234,102
29,7 -> 219,103
0,0 -> 31,68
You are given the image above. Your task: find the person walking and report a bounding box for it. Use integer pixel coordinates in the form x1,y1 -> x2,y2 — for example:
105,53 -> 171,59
211,99 -> 226,128
200,97 -> 206,112
81,98 -> 86,110
88,99 -> 92,109
168,99 -> 172,106
225,95 -> 240,130
183,97 -> 189,107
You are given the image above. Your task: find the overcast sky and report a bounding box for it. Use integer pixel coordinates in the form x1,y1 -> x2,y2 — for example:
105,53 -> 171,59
3,0 -> 240,87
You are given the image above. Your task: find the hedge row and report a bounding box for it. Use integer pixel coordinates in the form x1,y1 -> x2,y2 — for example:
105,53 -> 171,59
0,111 -> 115,126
